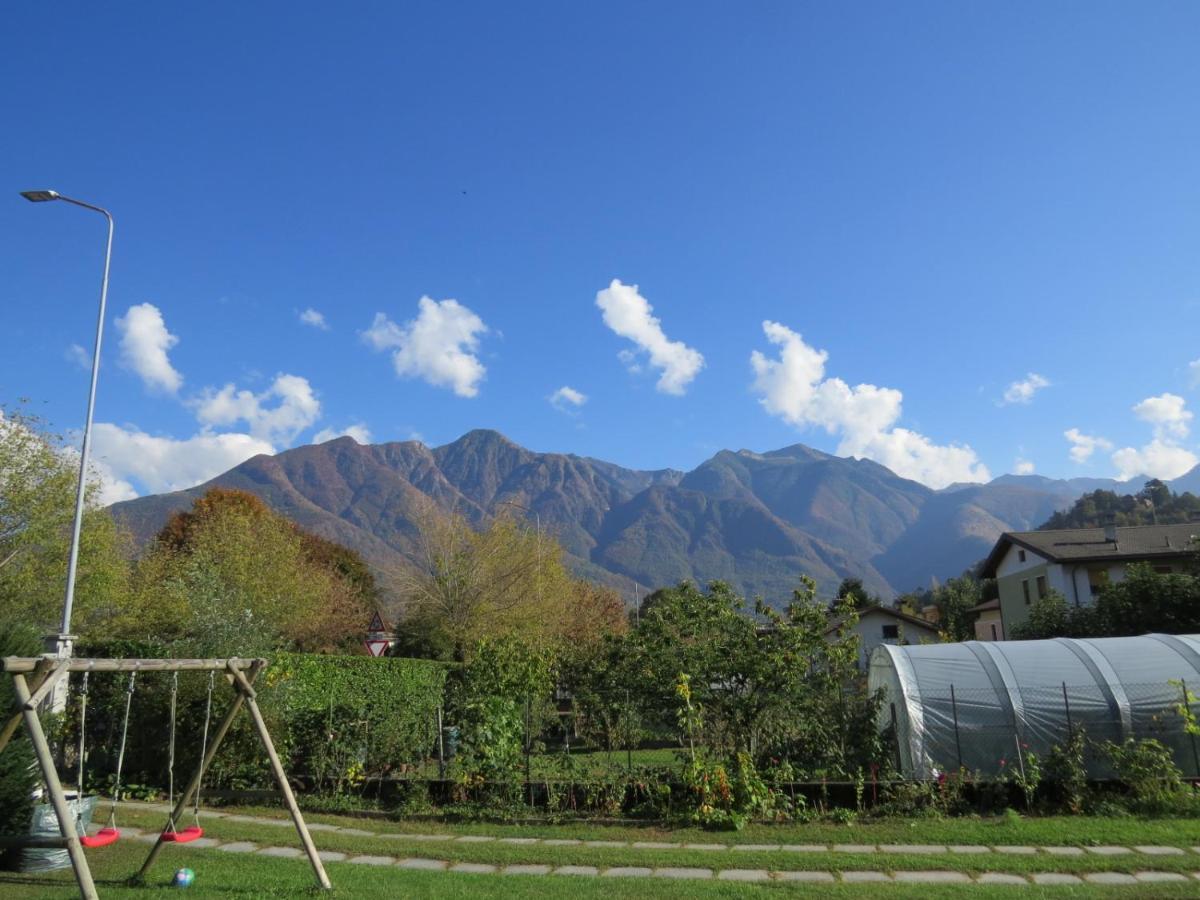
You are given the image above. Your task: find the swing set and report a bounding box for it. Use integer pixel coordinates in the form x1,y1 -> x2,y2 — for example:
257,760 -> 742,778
0,656 -> 332,900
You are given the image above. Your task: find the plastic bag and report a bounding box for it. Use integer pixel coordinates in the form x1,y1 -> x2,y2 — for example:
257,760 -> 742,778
20,793 -> 97,873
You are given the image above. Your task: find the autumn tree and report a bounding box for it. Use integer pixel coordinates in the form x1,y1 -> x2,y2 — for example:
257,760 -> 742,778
123,489 -> 373,654
394,502 -> 572,660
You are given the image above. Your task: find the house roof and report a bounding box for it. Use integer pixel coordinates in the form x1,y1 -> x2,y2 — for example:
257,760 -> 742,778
980,523 -> 1200,578
825,604 -> 941,636
970,598 -> 1000,613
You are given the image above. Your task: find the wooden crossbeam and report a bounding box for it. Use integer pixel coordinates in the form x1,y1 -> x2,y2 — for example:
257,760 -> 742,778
1,656 -> 266,674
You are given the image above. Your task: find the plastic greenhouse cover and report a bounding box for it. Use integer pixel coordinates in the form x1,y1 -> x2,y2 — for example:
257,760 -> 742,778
868,634 -> 1200,779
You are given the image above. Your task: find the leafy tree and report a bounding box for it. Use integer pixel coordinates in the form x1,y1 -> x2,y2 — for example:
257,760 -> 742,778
1009,589 -> 1100,640
930,574 -> 990,642
1095,563 -> 1200,636
394,502 -> 572,661
122,488 -> 371,654
1040,486 -> 1200,529
836,577 -> 876,609
0,407 -> 129,635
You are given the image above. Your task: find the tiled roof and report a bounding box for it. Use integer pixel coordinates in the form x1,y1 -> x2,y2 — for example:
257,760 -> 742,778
980,523 -> 1200,577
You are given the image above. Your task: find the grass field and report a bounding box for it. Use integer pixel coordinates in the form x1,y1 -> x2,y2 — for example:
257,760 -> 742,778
4,805 -> 1200,898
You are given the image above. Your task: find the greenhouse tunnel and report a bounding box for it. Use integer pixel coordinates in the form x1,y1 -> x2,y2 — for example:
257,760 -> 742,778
868,634 -> 1200,779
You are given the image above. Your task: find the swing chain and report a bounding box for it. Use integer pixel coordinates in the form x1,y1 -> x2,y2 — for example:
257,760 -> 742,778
75,672 -> 89,798
193,670 -> 215,825
166,671 -> 178,833
107,672 -> 136,829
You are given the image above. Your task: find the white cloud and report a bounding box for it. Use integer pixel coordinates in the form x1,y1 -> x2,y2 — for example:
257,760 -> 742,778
193,373 -> 321,445
1014,458 -> 1035,475
1001,373 -> 1050,405
363,297 -> 488,397
749,321 -> 990,489
1109,392 -> 1198,480
1112,439 -> 1198,481
1064,428 -> 1113,464
1132,392 -> 1192,440
549,386 -> 587,412
1189,358 -> 1200,388
114,303 -> 183,394
596,280 -> 704,395
312,423 -> 371,444
89,424 -> 275,497
299,308 -> 329,330
65,343 -> 91,370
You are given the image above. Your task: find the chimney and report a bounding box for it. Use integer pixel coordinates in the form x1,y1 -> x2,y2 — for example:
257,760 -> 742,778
1102,514 -> 1118,545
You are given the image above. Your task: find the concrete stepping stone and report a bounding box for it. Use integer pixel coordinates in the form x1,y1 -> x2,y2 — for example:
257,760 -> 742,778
717,869 -> 770,881
456,835 -> 496,843
348,855 -> 395,866
1134,871 -> 1189,882
554,865 -> 601,876
976,873 -> 1028,885
603,867 -> 653,878
584,840 -> 628,848
1084,872 -> 1138,885
1084,845 -> 1132,855
184,837 -> 220,849
258,846 -> 302,858
303,823 -> 341,832
776,871 -> 835,882
781,844 -> 827,852
654,867 -> 713,879
503,864 -> 552,875
833,844 -> 876,853
216,841 -> 258,854
317,850 -> 347,862
682,842 -> 727,850
731,843 -> 780,852
132,833 -> 162,844
544,838 -> 583,846
386,833 -> 453,842
398,858 -> 448,870
995,845 -> 1037,854
450,862 -> 497,874
840,871 -> 890,883
894,871 -> 971,883
948,845 -> 991,854
1031,873 -> 1082,885
1135,845 -> 1185,855
337,827 -> 375,837
497,837 -> 540,845
1043,846 -> 1085,856
632,841 -> 675,849
878,844 -> 946,854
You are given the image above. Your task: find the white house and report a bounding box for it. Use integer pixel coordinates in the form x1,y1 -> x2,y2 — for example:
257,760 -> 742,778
979,520 -> 1200,635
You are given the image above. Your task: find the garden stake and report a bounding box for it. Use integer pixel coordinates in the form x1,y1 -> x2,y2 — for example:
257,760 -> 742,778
1062,682 -> 1073,740
950,683 -> 963,771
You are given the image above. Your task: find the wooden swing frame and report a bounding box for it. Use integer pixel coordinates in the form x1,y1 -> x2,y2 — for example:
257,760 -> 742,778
0,656 -> 332,899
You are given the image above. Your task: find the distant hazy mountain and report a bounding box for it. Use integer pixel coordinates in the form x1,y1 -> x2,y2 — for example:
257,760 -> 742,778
111,430 -> 1181,607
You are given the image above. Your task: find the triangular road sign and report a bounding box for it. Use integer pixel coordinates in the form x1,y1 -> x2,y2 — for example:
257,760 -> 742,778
364,639 -> 390,658
368,611 -> 385,633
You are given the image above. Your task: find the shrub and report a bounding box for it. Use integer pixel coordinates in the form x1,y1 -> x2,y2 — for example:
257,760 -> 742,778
1044,729 -> 1088,814
0,622 -> 42,869
1103,738 -> 1184,812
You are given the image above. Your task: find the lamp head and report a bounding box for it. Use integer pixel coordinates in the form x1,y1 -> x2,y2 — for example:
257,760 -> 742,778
20,190 -> 60,202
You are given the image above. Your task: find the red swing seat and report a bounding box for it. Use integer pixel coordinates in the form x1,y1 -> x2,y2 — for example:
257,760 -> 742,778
81,827 -> 120,849
161,825 -> 204,843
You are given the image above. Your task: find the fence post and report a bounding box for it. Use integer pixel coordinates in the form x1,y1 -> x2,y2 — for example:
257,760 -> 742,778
524,698 -> 534,807
1182,679 -> 1200,779
625,689 -> 632,774
436,704 -> 445,780
950,683 -> 963,772
1062,682 -> 1073,741
889,702 -> 903,773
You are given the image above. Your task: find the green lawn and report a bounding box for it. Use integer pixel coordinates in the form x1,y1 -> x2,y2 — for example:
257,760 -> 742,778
5,805 -> 1200,898
2,841 -> 1198,900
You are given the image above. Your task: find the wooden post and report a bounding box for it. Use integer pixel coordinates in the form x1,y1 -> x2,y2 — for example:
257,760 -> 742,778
133,660 -> 261,883
230,667 -> 332,890
950,684 -> 963,772
0,659 -> 57,757
1062,682 -> 1073,741
12,672 -> 98,900
436,704 -> 445,780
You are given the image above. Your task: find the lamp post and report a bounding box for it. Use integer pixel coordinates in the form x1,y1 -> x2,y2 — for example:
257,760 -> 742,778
21,190 -> 114,712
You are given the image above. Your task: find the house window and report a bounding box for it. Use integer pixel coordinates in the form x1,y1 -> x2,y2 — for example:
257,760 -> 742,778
1088,568 -> 1109,596
881,624 -> 899,640
1018,550 -> 1026,563
1036,575 -> 1047,599
1022,580 -> 1031,605
990,623 -> 998,641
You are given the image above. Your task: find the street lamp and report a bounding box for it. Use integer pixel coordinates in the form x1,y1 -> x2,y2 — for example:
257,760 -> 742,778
21,189 -> 114,709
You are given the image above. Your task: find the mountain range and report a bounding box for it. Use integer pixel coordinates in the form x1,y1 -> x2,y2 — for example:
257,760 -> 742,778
110,429 -> 1197,609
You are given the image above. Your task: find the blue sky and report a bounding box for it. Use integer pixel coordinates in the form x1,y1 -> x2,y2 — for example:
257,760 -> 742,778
3,2 -> 1199,501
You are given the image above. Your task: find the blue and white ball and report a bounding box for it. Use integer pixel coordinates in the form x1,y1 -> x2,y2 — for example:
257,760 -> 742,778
172,867 -> 195,888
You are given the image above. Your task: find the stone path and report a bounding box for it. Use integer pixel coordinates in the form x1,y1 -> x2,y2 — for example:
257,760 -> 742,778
118,803 -> 1198,860
108,804 -> 1200,886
